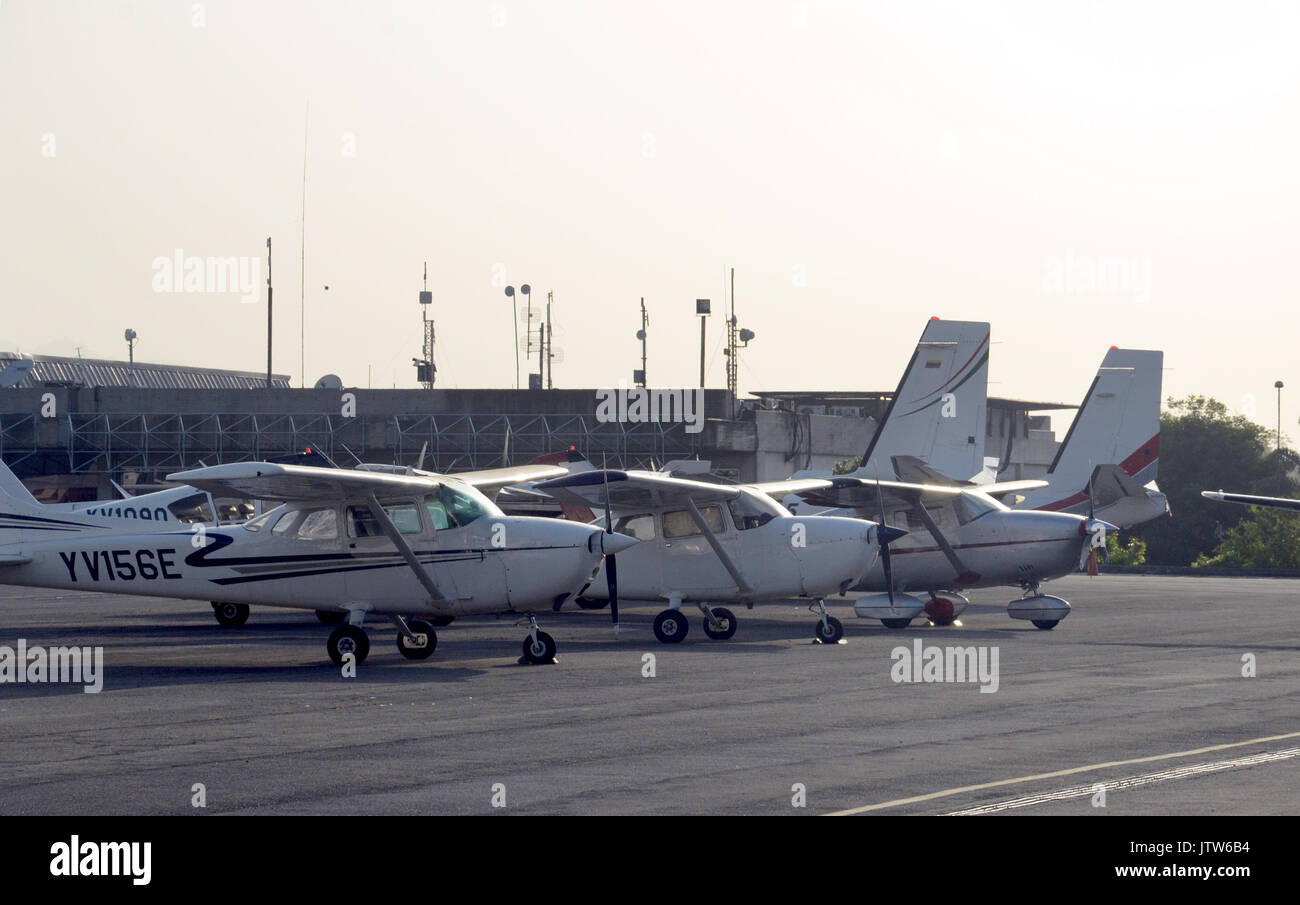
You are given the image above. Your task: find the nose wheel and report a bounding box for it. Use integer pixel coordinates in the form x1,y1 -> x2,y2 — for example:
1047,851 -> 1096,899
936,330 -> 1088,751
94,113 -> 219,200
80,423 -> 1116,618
327,624 -> 370,665
653,609 -> 690,644
810,599 -> 845,644
519,615 -> 557,664
212,602 -> 249,627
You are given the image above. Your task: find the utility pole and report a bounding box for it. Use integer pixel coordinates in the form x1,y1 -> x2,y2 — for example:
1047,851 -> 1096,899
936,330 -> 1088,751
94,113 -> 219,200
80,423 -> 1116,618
697,299 -> 710,388
635,298 -> 648,388
545,290 -> 554,389
266,237 -> 273,388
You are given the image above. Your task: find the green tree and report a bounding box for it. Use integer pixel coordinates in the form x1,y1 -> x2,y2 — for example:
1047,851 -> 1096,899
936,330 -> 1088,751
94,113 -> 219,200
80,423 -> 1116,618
1133,396 -> 1300,565
1105,531 -> 1146,565
832,455 -> 863,475
1192,508 -> 1300,569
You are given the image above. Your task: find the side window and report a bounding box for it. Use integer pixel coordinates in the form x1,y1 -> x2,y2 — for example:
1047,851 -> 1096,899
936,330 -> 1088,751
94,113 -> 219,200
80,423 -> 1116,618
272,512 -> 300,535
296,509 -> 339,540
662,505 -> 724,539
728,495 -> 778,530
348,503 -> 422,537
613,513 -> 656,540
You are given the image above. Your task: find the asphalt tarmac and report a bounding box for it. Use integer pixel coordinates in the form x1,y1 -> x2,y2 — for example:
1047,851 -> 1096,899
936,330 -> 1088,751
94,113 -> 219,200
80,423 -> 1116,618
0,574 -> 1296,815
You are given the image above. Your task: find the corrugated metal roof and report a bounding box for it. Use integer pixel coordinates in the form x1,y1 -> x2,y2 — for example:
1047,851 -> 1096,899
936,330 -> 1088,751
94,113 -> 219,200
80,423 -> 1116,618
0,352 -> 291,390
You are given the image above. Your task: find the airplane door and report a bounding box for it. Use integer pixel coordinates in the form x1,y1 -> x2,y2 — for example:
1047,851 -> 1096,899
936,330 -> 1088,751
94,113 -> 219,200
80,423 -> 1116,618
659,504 -> 735,596
342,500 -> 463,607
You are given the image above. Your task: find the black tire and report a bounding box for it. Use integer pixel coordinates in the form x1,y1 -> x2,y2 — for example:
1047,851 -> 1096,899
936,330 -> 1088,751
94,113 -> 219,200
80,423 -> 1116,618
702,607 -> 738,641
815,615 -> 844,644
213,602 -> 250,627
396,620 -> 438,660
652,610 -> 689,644
1032,619 -> 1059,630
881,618 -> 912,629
428,614 -> 455,627
575,597 -> 609,610
328,624 -> 370,665
521,630 -> 557,664
315,609 -> 347,625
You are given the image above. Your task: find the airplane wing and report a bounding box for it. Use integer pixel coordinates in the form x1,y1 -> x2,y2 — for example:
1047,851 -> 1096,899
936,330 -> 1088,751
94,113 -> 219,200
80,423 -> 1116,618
976,479 -> 1051,502
747,478 -> 835,501
794,476 -> 965,510
446,464 -> 569,496
1201,491 -> 1300,513
167,462 -> 438,503
535,469 -> 744,511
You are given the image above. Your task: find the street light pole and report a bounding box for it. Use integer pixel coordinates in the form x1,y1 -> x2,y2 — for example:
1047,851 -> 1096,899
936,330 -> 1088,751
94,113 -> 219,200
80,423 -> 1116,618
1276,380 -> 1284,451
505,286 -> 518,389
696,299 -> 710,388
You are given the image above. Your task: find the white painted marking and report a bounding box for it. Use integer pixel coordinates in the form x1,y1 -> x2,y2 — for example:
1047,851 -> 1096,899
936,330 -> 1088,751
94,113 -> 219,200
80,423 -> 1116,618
824,730 -> 1300,816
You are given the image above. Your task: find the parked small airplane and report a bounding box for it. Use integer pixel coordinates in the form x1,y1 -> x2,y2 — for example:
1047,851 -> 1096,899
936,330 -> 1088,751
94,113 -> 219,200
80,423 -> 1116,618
535,469 -> 900,644
0,459 -> 636,665
793,476 -> 1112,629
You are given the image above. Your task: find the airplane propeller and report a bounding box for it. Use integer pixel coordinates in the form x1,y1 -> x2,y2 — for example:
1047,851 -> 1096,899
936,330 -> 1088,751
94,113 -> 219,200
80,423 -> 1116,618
874,477 -> 906,610
1082,465 -> 1109,575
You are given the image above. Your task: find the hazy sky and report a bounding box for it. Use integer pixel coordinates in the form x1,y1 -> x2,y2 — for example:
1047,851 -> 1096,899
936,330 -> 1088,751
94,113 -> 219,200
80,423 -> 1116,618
3,1 -> 1298,442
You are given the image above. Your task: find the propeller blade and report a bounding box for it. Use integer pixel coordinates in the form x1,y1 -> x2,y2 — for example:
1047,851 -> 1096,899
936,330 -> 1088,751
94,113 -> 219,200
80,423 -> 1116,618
602,459 -> 619,634
874,477 -> 897,607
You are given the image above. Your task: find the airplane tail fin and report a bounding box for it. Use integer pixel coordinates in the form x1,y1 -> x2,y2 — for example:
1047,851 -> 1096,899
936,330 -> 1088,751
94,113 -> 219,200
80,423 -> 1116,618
1047,348 -> 1162,490
0,459 -> 42,511
858,318 -> 989,482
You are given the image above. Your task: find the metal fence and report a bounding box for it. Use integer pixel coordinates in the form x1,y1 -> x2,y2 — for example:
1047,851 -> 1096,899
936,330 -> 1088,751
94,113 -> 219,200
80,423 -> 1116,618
0,411 -> 698,478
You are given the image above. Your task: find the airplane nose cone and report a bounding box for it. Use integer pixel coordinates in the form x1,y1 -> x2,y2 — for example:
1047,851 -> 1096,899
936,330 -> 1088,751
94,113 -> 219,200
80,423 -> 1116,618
591,530 -> 640,555
874,524 -> 908,546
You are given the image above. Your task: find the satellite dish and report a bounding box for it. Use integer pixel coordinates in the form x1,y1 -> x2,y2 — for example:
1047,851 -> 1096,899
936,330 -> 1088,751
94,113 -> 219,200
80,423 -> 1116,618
0,358 -> 35,388
314,374 -> 344,389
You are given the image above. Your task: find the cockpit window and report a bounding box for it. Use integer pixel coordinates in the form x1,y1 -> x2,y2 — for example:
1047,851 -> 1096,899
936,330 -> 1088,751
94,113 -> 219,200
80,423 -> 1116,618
430,483 -> 496,528
349,502 -> 422,537
663,505 -> 725,539
727,491 -> 782,530
613,513 -> 656,540
296,508 -> 339,540
954,492 -> 1002,525
167,492 -> 213,524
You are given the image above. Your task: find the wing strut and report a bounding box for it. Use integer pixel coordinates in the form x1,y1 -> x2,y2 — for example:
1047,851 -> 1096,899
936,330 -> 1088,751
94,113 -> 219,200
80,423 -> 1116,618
364,493 -> 453,606
908,502 -> 980,585
685,497 -> 755,596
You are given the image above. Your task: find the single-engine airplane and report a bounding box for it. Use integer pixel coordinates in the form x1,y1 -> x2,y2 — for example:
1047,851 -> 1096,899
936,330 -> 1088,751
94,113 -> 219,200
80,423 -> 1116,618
794,475 -> 1112,630
535,469 -> 901,644
0,459 -> 637,665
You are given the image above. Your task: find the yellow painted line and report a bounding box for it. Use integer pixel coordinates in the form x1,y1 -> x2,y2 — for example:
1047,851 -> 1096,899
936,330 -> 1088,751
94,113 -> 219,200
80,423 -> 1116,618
824,729 -> 1300,816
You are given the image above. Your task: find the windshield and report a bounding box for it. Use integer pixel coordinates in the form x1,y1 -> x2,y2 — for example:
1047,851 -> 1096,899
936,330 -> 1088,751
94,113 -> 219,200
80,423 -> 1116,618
431,481 -> 501,528
954,491 -> 1004,525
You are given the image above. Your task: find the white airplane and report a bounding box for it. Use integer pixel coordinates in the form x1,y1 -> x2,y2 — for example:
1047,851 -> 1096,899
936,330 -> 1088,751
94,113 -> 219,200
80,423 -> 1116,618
785,317 -> 990,513
1000,348 -> 1167,528
0,459 -> 638,665
792,476 -> 1112,630
534,469 -> 901,644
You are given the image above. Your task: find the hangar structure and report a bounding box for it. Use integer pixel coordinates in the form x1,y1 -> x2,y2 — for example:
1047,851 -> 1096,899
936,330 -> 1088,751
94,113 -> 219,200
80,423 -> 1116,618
0,353 -> 1071,500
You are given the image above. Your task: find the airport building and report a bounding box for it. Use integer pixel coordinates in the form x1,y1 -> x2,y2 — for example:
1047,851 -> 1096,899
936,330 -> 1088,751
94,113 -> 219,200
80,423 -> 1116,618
0,352 -> 1072,499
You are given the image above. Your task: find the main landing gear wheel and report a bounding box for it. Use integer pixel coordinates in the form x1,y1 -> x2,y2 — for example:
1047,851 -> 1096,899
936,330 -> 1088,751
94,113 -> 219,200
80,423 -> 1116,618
1032,620 -> 1059,630
703,607 -> 738,641
881,618 -> 912,630
428,614 -> 455,627
315,609 -> 347,625
815,616 -> 844,644
396,620 -> 438,660
521,630 -> 557,664
213,602 -> 249,627
328,624 -> 370,665
653,610 -> 689,644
